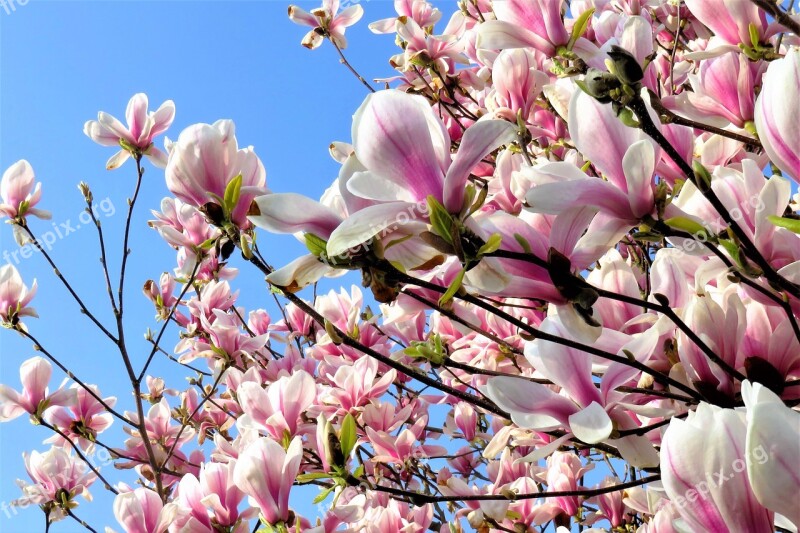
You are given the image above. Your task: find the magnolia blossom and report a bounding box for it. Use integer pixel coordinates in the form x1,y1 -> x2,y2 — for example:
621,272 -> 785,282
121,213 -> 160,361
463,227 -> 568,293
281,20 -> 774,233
0,263 -> 37,326
175,462 -> 251,531
0,357 -> 74,422
14,447 -> 96,519
233,435 -> 302,525
84,93 -> 175,169
684,0 -> 767,47
288,0 -> 363,49
660,381 -> 800,531
44,385 -> 116,452
754,47 -> 800,183
165,120 -> 267,228
0,160 -> 50,221
112,487 -> 183,533
742,381 -> 800,528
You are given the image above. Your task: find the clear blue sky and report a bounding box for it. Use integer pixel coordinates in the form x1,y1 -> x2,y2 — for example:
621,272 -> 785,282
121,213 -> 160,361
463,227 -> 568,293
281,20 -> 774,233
0,1 -> 400,531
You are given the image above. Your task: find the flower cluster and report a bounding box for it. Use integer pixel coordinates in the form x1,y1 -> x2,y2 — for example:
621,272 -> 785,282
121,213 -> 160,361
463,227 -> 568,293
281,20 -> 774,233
1,1 -> 800,532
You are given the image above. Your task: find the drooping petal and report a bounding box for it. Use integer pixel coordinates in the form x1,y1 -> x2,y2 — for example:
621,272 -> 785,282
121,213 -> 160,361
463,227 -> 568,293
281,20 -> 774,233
250,193 -> 342,237
326,201 -> 416,257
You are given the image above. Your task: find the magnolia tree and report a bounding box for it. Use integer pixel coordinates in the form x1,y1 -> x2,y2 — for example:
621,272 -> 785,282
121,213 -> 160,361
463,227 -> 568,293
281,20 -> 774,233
2,0 -> 800,532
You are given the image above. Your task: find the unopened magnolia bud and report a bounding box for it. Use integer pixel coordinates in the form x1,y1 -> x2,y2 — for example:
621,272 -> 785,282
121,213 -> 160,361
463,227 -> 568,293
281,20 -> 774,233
607,45 -> 644,86
78,182 -> 93,203
578,68 -> 618,103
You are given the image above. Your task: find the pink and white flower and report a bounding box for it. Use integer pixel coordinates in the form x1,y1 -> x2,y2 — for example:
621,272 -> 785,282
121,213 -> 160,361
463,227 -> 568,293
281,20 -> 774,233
84,93 -> 175,169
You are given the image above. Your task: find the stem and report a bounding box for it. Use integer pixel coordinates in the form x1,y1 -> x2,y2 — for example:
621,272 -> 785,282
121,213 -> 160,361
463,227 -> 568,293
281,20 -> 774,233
331,39 -> 375,92
370,474 -> 660,504
749,0 -> 800,35
19,223 -> 117,342
630,95 -> 800,302
649,94 -> 761,147
115,155 -> 164,500
66,509 -> 98,533
86,196 -> 118,315
138,261 -> 200,381
392,267 -> 703,400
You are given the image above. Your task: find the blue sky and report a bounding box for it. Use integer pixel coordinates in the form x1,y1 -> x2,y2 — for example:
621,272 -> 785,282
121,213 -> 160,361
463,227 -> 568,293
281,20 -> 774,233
0,1 -> 402,531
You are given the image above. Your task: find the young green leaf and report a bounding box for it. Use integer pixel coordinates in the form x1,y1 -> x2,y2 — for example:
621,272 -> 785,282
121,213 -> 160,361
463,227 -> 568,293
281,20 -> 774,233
477,233 -> 503,257
664,216 -> 712,241
439,267 -> 465,306
568,8 -> 595,50
339,413 -> 357,459
304,233 -> 329,256
427,195 -> 456,244
767,215 -> 800,234
223,174 -> 243,216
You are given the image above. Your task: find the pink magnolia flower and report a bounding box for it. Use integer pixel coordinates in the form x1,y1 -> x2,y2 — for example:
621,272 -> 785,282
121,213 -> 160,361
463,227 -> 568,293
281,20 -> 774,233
754,47 -> 800,183
237,370 -> 317,440
545,451 -> 593,516
14,447 -> 96,519
453,402 -> 478,441
0,356 -> 74,422
165,120 -> 267,228
369,0 -> 442,34
119,398 -> 196,483
322,357 -> 396,414
288,0 -> 363,49
112,487 -> 184,533
477,0 -> 569,56
742,381 -> 800,528
175,462 -> 251,531
686,51 -> 764,128
525,91 -> 661,224
233,435 -> 303,526
660,399 -> 774,532
325,89 -> 516,256
366,416 -> 447,464
485,49 -> 550,122
0,264 -> 38,326
44,384 -> 116,452
0,160 -> 51,221
84,93 -> 175,169
683,0 -> 767,47
676,291 -> 744,399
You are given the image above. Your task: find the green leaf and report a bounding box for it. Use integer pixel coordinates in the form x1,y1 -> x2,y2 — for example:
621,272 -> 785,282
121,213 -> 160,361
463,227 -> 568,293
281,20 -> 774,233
749,22 -> 760,48
223,174 -> 243,216
339,413 -> 357,459
574,78 -> 591,96
427,195 -> 456,244
304,233 -> 329,256
464,184 -> 489,220
477,233 -> 503,256
692,161 -> 712,191
664,216 -> 712,240
297,472 -> 333,482
312,485 -> 335,504
767,215 -> 800,234
513,233 -> 532,254
718,239 -> 743,267
568,7 -> 595,49
438,268 -> 465,307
